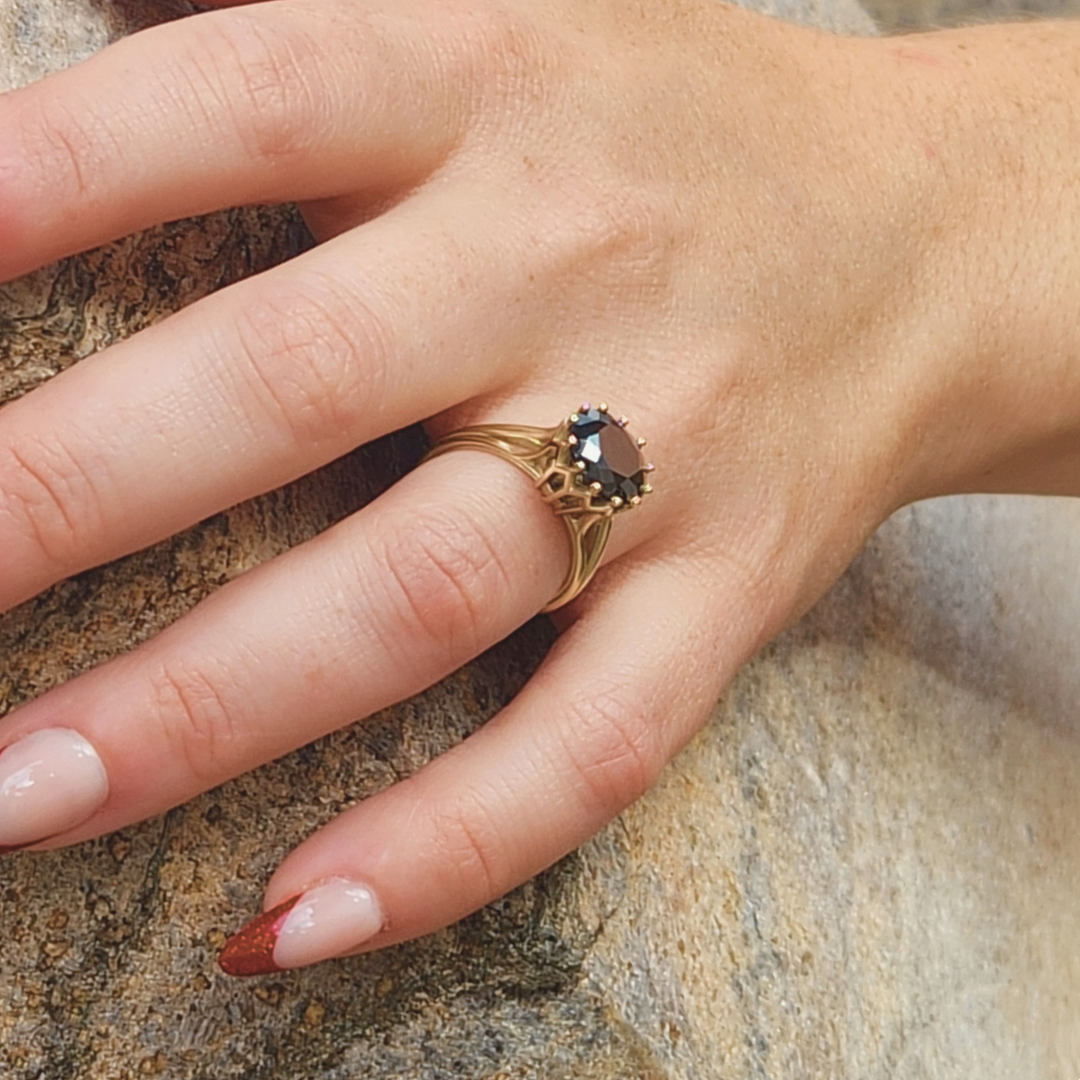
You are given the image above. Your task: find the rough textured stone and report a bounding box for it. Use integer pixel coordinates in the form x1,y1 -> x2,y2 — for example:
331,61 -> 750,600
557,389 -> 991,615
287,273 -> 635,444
862,0 -> 1080,33
3,0 -> 1079,1078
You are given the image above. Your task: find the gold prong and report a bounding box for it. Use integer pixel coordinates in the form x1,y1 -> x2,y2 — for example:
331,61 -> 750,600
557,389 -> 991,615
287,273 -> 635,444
598,401 -> 609,413
589,482 -> 603,494
568,434 -> 578,446
575,461 -> 586,471
630,495 -> 642,506
611,496 -> 624,509
617,415 -> 629,428
640,484 -> 653,495
569,413 -> 580,423
636,436 -> 647,448
579,402 -> 591,413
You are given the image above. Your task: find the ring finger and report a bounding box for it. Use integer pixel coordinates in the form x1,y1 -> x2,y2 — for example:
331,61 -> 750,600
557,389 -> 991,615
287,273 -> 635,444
0,437 -> 658,852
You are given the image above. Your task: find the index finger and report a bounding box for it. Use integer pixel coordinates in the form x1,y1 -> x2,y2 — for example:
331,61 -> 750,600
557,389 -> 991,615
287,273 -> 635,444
0,0 -> 469,279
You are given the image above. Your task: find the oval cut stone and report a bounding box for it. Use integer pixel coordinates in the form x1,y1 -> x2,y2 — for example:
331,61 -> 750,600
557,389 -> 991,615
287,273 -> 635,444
568,408 -> 647,503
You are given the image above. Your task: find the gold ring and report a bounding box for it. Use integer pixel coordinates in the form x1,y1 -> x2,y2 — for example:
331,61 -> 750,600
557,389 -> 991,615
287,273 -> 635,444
421,403 -> 655,612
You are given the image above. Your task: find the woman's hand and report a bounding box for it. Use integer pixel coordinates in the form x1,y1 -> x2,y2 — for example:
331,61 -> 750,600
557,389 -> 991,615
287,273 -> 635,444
0,0 -> 1078,974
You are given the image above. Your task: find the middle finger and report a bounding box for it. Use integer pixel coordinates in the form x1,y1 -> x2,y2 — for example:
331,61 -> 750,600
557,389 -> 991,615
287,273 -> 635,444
0,184 -> 547,610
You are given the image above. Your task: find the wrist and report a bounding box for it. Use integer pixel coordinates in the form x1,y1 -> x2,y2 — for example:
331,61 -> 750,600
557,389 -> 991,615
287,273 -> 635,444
860,23 -> 1080,502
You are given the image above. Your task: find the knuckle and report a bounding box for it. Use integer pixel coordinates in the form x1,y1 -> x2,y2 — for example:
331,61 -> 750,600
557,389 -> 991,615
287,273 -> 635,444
0,436 -> 102,569
147,657 -> 241,787
191,13 -> 325,165
559,683 -> 663,816
424,783 -> 506,900
430,0 -> 551,117
20,94 -> 111,203
573,186 -> 679,291
368,505 -> 513,670
532,180 -> 684,318
455,3 -> 541,77
229,276 -> 391,447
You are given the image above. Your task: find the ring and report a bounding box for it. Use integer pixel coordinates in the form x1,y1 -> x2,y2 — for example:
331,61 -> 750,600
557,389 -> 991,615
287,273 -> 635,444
421,403 -> 655,612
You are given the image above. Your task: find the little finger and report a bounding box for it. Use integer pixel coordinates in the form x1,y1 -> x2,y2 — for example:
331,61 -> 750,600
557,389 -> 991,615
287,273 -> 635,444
218,561 -> 733,974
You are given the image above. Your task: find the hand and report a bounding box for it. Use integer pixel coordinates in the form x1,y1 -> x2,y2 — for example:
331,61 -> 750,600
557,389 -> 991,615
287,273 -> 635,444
1,0 -> 1078,975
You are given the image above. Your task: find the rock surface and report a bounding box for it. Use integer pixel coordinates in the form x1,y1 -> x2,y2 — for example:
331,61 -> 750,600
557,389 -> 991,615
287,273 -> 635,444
861,0 -> 1080,33
2,0 -> 1079,1078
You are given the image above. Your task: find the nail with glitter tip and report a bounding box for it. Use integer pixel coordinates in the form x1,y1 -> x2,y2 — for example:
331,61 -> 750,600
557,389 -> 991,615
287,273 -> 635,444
218,878 -> 385,977
217,895 -> 303,977
0,728 -> 110,848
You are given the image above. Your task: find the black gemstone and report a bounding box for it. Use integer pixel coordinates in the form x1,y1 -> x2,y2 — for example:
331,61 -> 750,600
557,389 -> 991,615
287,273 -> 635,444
568,408 -> 647,503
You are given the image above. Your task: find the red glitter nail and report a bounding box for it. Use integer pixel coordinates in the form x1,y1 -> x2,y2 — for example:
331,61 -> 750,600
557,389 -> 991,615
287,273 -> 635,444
218,895 -> 302,978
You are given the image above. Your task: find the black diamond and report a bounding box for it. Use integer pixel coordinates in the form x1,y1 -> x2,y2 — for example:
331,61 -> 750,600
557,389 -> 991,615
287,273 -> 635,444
568,408 -> 647,503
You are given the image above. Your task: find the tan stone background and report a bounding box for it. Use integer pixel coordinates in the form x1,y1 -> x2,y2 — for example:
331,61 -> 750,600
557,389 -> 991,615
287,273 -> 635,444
860,0 -> 1079,34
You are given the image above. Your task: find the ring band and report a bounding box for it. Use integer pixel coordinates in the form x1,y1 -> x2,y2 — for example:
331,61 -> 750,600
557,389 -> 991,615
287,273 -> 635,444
421,403 -> 655,612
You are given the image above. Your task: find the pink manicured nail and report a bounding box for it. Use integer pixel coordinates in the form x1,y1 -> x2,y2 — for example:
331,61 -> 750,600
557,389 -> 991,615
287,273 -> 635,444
219,878 -> 384,977
0,728 -> 109,849
273,878 -> 385,969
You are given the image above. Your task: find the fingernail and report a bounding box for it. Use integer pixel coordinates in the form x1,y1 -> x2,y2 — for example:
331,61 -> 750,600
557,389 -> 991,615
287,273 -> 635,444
0,728 -> 109,848
218,878 -> 384,978
217,895 -> 302,978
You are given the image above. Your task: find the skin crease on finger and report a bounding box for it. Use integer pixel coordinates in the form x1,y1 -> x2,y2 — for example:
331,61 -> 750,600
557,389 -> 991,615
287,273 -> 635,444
0,0 -> 1078,974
